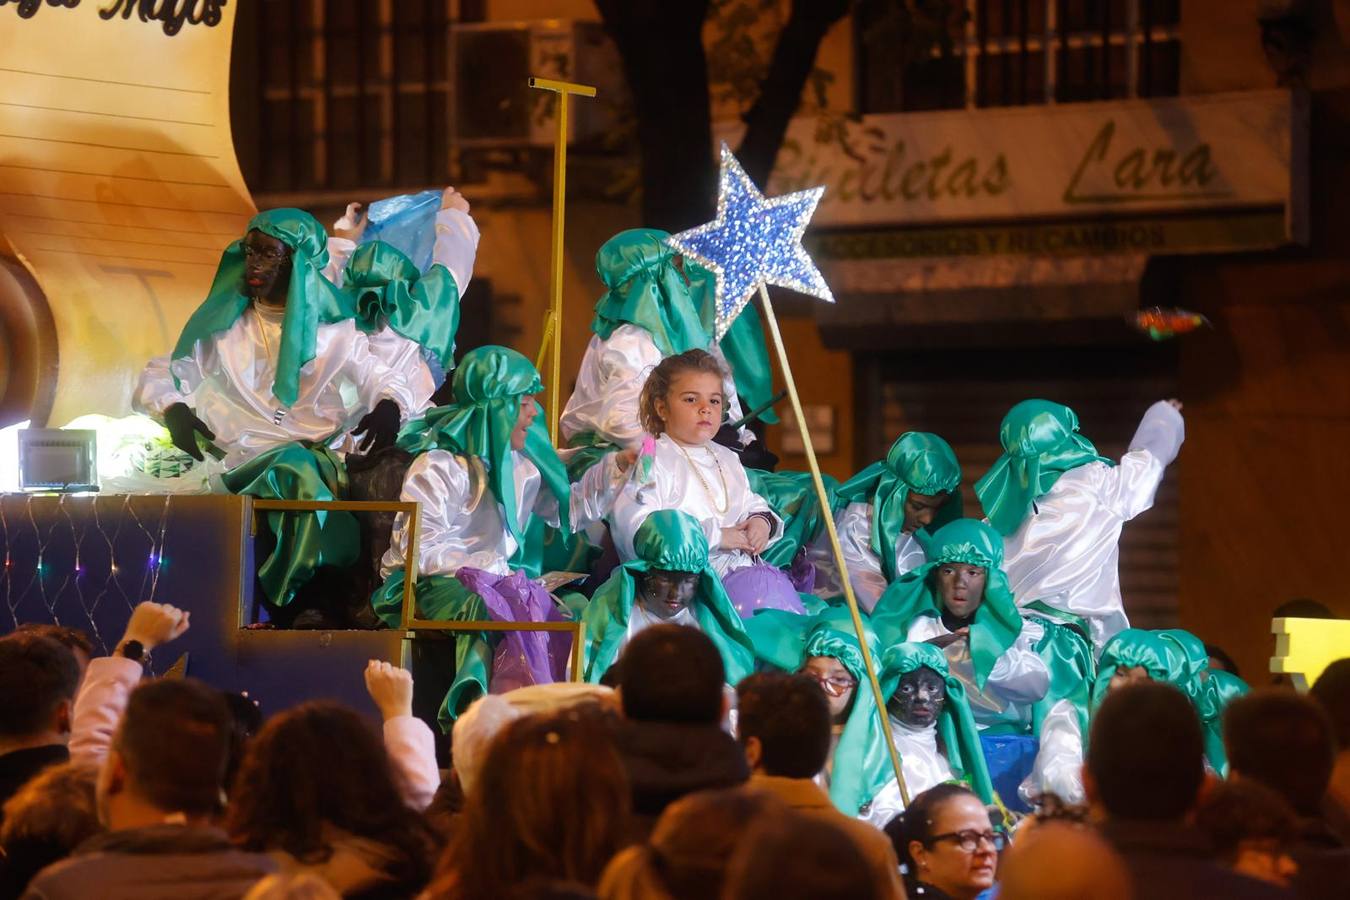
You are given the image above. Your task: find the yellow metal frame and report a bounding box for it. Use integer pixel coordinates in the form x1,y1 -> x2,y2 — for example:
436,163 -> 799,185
528,75 -> 597,446
248,497 -> 586,681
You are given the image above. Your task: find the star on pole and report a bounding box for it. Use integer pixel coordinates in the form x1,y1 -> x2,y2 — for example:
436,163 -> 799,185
667,144 -> 833,341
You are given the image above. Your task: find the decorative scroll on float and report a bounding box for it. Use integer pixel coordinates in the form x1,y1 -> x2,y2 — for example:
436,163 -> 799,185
0,0 -> 255,425
667,145 -> 911,805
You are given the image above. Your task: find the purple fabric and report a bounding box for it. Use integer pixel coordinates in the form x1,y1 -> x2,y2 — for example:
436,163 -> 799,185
721,563 -> 807,619
455,568 -> 570,693
787,552 -> 816,594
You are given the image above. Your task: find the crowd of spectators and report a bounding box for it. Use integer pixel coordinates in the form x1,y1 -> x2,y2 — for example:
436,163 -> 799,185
1,604 -> 1348,899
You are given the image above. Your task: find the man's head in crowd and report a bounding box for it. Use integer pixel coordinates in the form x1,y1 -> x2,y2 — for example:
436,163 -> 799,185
723,812 -> 879,900
997,821 -> 1131,900
616,625 -> 724,724
1194,778 -> 1301,888
1225,689 -> 1336,818
0,634 -> 80,751
1310,657 -> 1350,753
13,624 -> 93,684
736,672 -> 831,778
1086,682 -> 1205,822
98,678 -> 232,828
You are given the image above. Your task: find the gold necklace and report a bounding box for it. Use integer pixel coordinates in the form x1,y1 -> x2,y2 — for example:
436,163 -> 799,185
676,440 -> 729,515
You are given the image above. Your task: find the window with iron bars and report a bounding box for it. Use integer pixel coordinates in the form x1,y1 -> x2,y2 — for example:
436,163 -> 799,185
233,0 -> 453,195
856,0 -> 1181,114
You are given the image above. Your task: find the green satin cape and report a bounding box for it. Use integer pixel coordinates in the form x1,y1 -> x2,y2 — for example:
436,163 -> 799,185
1027,617 -> 1096,749
1198,669 -> 1249,776
171,209 -> 355,408
396,346 -> 570,547
581,510 -> 754,684
744,469 -> 841,568
975,400 -> 1113,536
343,239 -> 461,369
880,640 -> 995,805
221,442 -> 357,607
591,229 -> 709,357
835,432 -> 963,582
370,568 -> 491,731
870,519 -> 1023,689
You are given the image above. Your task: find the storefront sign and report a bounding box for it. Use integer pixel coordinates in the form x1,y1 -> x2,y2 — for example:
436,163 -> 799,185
759,90 -> 1305,251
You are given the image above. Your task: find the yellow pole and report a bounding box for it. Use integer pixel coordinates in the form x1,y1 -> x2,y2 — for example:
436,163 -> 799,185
528,76 -> 596,446
755,283 -> 910,807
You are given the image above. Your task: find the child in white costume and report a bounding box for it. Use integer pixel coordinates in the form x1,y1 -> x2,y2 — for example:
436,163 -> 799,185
975,399 -> 1185,649
609,350 -> 800,616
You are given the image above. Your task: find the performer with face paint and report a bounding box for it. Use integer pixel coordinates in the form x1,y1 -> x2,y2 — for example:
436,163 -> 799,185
371,346 -> 628,728
133,209 -> 425,612
976,398 -> 1185,649
863,641 -> 993,828
809,432 -> 963,611
872,519 -> 1050,735
580,509 -> 754,685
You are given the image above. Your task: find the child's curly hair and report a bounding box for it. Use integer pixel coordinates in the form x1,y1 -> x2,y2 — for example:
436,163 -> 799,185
639,349 -> 728,436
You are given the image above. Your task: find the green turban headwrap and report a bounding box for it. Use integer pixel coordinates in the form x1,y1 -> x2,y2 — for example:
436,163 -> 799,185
581,510 -> 754,684
975,400 -> 1113,536
746,606 -> 884,815
835,432 -> 964,582
879,641 -> 995,805
871,519 -> 1023,689
397,346 -> 569,547
170,208 -> 355,408
591,229 -> 709,357
343,239 -> 462,369
1089,628 -> 1176,709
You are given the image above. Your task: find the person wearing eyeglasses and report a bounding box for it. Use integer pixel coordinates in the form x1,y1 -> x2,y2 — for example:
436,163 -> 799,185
885,782 -> 1004,900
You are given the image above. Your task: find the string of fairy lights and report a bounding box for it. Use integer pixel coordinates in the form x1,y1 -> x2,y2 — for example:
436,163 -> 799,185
1,494 -> 172,654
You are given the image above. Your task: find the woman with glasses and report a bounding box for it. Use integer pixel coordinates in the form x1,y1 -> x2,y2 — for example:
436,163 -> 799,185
885,783 -> 1005,900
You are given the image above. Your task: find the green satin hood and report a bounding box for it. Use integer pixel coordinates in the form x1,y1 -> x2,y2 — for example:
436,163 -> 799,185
591,229 -> 709,357
1157,629 -> 1209,704
1199,669 -> 1249,776
835,432 -> 963,581
871,519 -> 1023,689
879,640 -> 995,805
170,208 -> 355,407
397,346 -> 569,544
343,239 -> 461,368
975,400 -> 1113,536
581,510 -> 754,684
1090,628 -> 1177,708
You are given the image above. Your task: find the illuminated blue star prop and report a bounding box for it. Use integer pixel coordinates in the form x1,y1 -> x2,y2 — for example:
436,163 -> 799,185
667,144 -> 833,340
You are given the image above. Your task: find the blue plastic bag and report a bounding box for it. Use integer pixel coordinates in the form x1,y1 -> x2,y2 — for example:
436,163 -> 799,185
360,189 -> 442,274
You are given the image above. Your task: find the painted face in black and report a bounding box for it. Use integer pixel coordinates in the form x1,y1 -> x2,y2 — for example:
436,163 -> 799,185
902,490 -> 947,534
242,229 -> 292,305
890,667 -> 947,728
637,568 -> 698,620
935,563 -> 986,620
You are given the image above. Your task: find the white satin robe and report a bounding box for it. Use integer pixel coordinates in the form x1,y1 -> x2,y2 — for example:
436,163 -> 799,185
807,502 -> 928,610
906,615 -> 1049,732
558,324 -> 751,451
862,716 -> 958,828
325,206 -> 482,415
133,304 -> 422,471
609,434 -> 782,577
381,449 -> 624,579
1019,698 -> 1085,806
1000,401 -> 1185,649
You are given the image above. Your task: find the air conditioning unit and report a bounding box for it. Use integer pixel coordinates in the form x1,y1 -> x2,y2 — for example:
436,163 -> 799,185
452,19 -> 624,147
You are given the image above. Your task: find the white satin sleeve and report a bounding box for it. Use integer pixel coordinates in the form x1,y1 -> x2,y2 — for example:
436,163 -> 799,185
433,208 -> 480,293
986,619 -> 1050,704
610,457 -> 681,560
836,502 -> 888,612
131,354 -> 189,418
564,327 -> 664,451
324,236 -> 357,287
340,327 -> 421,420
384,450 -> 471,577
567,452 -> 627,532
1128,400 -> 1185,468
1019,699 -> 1085,806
